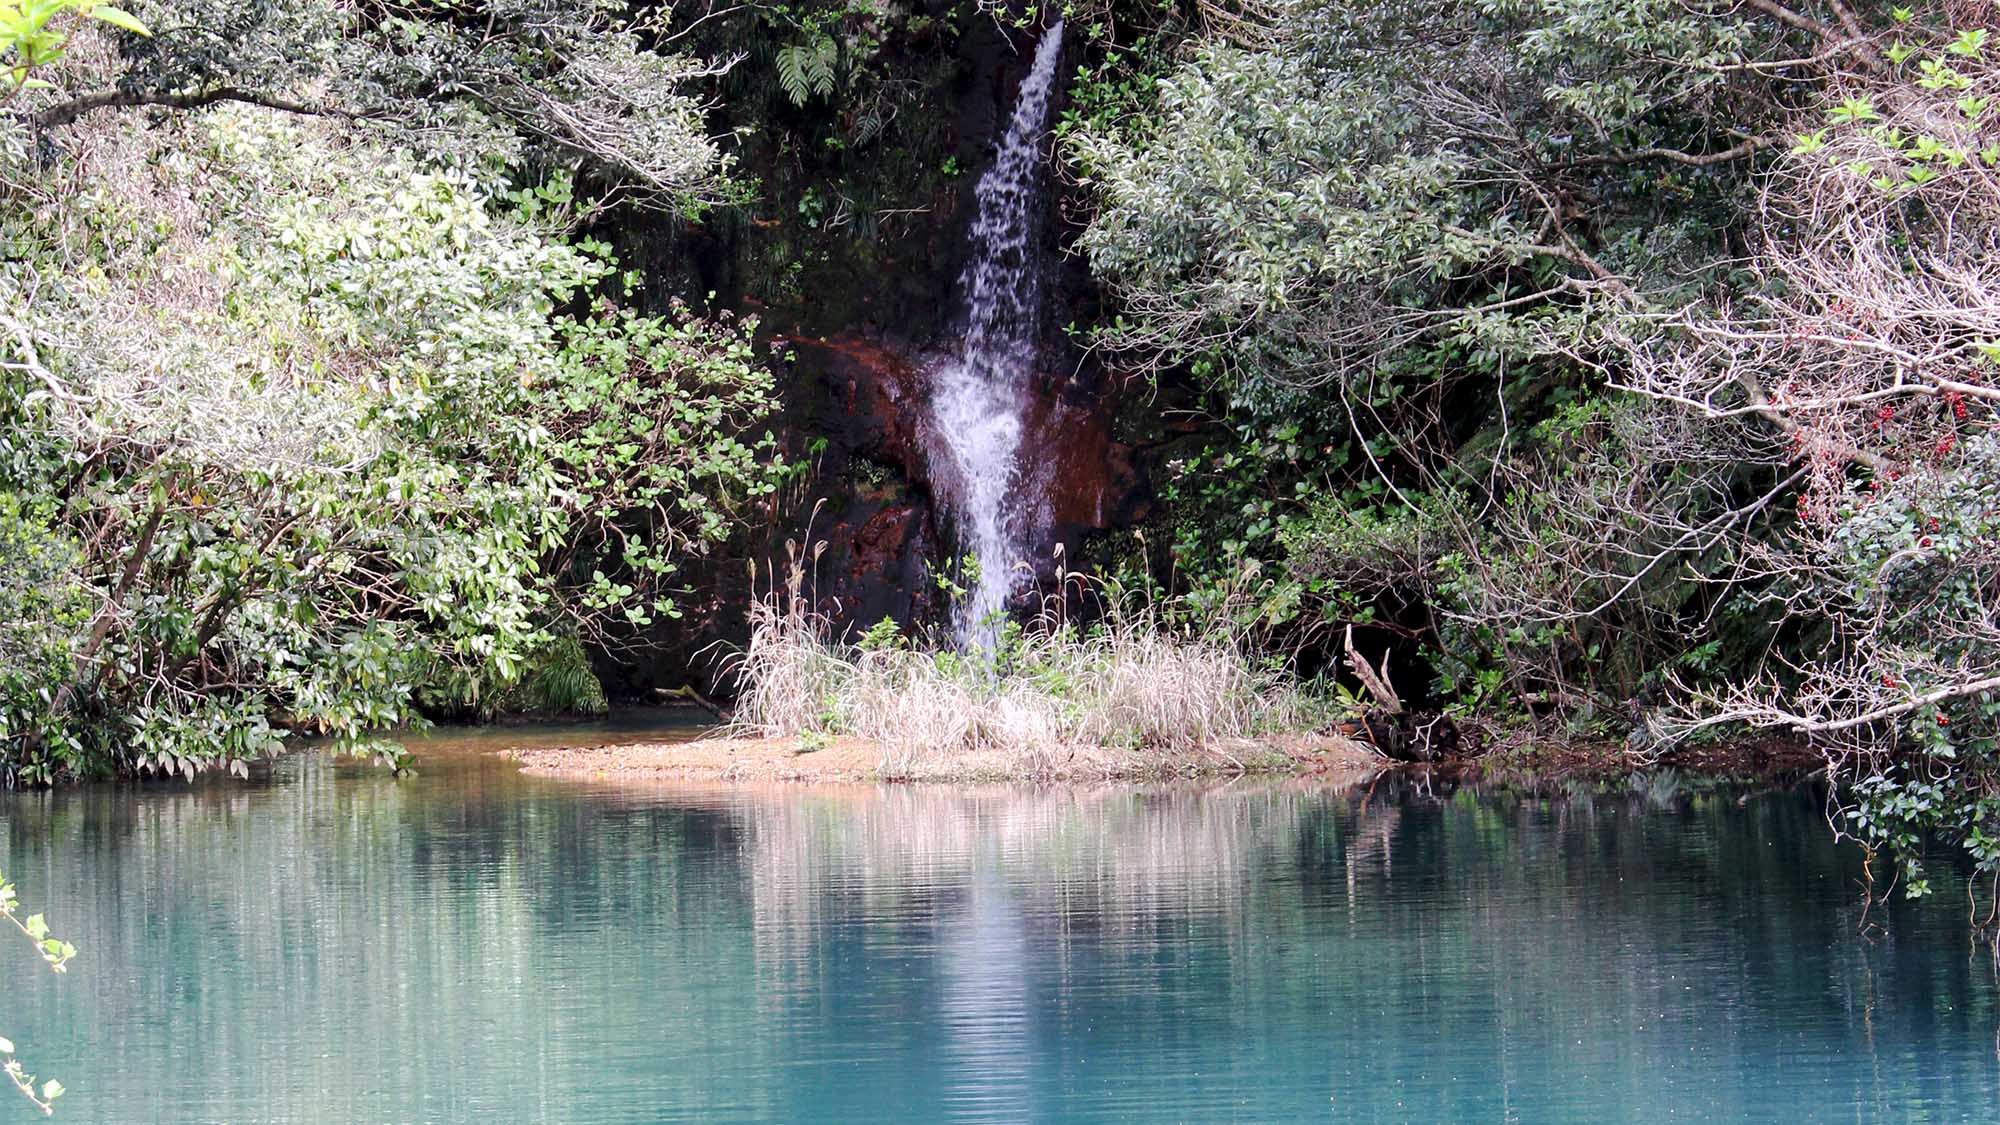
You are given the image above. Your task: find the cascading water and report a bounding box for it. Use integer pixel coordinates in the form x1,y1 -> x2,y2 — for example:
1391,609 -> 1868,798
931,20 -> 1065,645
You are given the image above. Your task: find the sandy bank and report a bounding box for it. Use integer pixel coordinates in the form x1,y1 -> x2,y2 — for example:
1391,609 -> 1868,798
511,732 -> 1381,785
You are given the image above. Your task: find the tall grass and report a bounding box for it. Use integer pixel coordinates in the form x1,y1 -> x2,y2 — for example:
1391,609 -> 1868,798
726,558 -> 1327,772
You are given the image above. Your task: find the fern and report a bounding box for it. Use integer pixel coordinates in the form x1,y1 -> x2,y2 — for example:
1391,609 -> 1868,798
479,634 -> 608,718
522,635 -> 609,717
776,45 -> 810,105
776,35 -> 838,107
852,108 -> 885,147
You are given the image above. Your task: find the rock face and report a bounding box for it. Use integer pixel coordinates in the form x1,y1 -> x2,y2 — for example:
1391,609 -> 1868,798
1015,370 -> 1152,544
603,17 -> 1155,699
786,329 -> 1150,610
787,331 -> 1153,549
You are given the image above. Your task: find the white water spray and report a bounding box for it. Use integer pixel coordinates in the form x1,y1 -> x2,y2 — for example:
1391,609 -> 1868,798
931,21 -> 1065,644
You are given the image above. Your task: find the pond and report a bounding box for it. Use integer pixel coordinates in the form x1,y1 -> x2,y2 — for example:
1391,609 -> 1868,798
3,721 -> 1997,1122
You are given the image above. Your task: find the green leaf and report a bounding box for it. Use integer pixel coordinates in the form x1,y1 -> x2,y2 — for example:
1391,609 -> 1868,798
86,4 -> 149,35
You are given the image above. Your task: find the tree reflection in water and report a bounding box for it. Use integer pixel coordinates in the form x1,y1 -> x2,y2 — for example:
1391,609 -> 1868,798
0,755 -> 1994,1121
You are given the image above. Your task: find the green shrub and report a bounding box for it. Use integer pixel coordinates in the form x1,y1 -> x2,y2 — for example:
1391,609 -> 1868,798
0,108 -> 778,780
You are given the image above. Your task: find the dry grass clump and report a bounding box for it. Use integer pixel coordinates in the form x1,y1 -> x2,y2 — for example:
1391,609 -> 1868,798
725,565 -> 1323,773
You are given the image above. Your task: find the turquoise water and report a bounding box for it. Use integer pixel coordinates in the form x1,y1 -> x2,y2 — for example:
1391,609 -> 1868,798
2,730 -> 1997,1122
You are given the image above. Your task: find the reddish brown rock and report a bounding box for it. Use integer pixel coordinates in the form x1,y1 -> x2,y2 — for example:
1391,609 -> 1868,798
781,329 -> 1148,570
778,335 -> 931,470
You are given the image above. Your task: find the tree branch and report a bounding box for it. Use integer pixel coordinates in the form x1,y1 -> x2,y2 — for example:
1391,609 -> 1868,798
28,86 -> 367,131
1687,675 -> 2000,735
1564,135 -> 1777,170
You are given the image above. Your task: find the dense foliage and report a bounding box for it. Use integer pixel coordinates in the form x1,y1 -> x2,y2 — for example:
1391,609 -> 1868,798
7,0 -> 734,209
0,2 -> 783,781
1073,0 -> 2000,888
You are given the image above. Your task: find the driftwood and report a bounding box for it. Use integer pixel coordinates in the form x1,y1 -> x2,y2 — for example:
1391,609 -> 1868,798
654,683 -> 732,721
1343,624 -> 1403,715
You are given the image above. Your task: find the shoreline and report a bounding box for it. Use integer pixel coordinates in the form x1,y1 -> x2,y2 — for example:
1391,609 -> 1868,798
1461,734 -> 1825,786
510,732 -> 1384,785
503,729 -> 1824,789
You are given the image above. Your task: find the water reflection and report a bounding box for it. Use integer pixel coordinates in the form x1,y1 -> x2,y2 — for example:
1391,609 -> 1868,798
940,871 -> 1033,1120
1,756 -> 1995,1122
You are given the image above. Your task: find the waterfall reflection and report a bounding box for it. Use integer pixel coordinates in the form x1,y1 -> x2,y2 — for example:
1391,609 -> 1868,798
940,871 -> 1032,1119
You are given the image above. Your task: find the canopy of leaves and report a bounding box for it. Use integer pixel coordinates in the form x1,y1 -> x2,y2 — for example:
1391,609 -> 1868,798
6,0 -> 736,211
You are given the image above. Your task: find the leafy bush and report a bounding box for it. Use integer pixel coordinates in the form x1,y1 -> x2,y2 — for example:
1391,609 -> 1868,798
0,106 -> 780,779
0,495 -> 89,784
6,0 -> 732,209
1073,0 -> 2000,888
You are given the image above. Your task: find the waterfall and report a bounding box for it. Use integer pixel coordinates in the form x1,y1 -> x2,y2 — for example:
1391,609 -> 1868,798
931,20 -> 1065,645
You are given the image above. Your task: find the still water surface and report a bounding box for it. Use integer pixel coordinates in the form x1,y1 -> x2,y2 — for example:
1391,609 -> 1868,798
3,720 -> 1997,1122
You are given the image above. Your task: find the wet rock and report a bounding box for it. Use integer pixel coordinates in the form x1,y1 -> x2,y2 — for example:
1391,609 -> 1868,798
780,335 -> 930,470
780,329 -> 1150,606
1018,375 -> 1151,539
